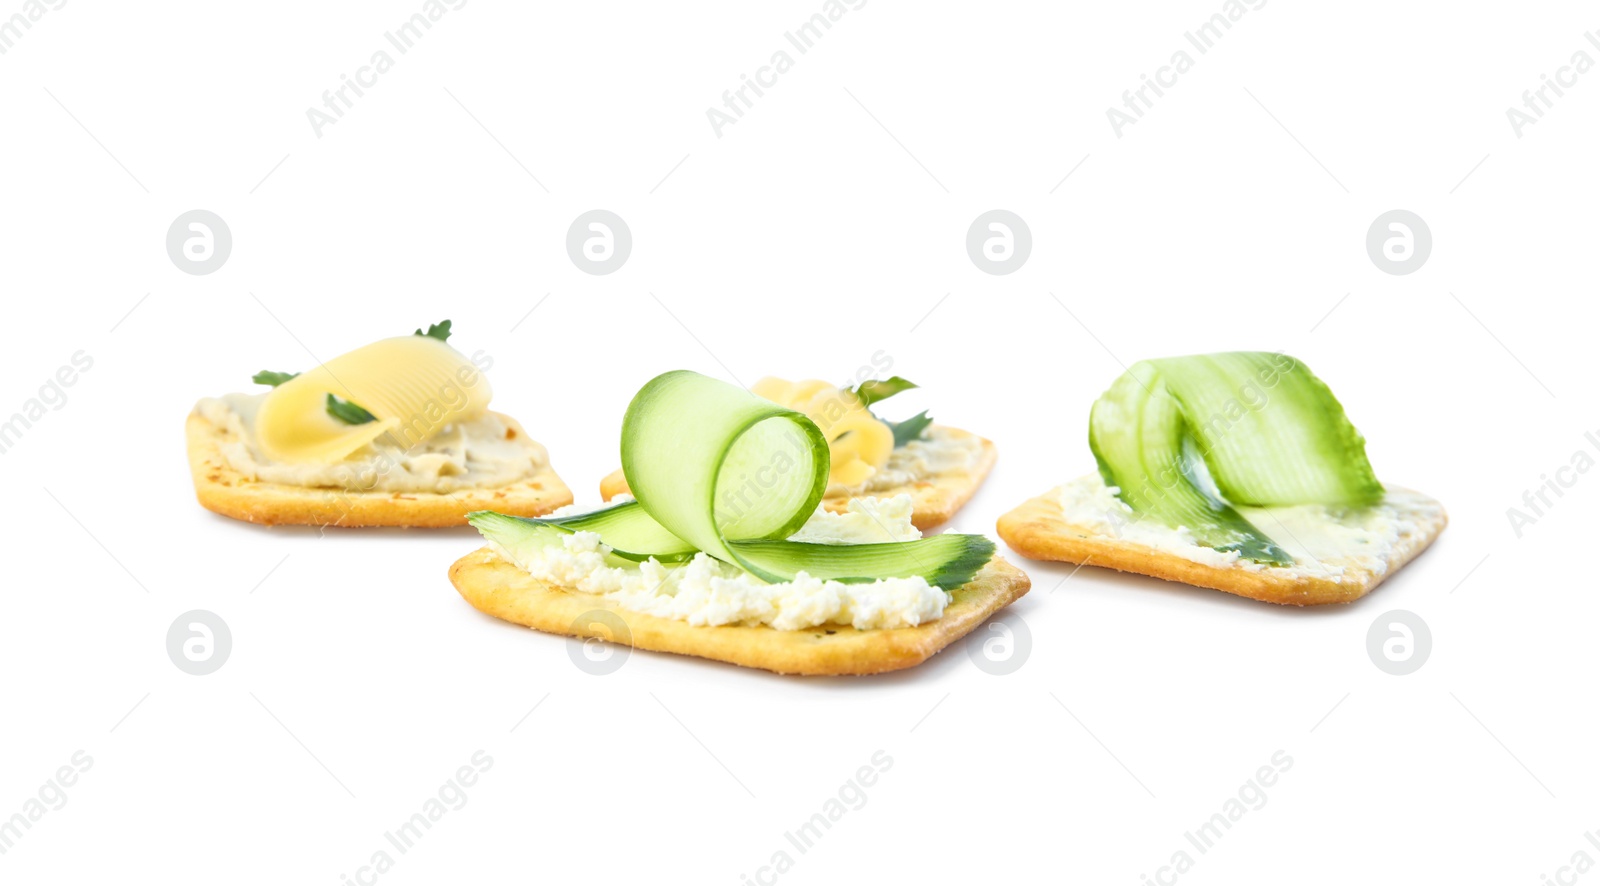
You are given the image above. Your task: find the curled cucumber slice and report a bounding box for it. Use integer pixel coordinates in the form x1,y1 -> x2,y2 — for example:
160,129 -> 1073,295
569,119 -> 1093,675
1089,352 -> 1382,565
472,371 -> 993,587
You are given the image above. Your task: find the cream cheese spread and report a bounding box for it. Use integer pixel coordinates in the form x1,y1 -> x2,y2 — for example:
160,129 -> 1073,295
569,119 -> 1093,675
1055,473 -> 1438,582
491,494 -> 950,631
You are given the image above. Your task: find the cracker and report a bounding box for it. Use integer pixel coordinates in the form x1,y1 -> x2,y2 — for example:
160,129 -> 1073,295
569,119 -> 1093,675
186,410 -> 572,528
599,425 -> 997,531
448,549 -> 1031,676
996,481 -> 1447,606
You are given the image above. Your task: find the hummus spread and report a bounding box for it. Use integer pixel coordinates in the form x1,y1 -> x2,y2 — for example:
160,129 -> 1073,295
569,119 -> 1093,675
195,393 -> 547,494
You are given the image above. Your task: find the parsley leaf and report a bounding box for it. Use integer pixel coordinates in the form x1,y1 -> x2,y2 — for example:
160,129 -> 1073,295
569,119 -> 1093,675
415,320 -> 452,342
252,370 -> 299,387
885,410 -> 933,447
853,376 -> 917,408
324,394 -> 377,425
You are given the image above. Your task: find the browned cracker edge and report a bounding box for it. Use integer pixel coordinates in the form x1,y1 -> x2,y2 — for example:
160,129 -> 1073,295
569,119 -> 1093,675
995,491 -> 1447,606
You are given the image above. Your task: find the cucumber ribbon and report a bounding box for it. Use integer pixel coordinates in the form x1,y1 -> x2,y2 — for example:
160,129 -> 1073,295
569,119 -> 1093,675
1089,352 -> 1383,565
470,370 -> 993,587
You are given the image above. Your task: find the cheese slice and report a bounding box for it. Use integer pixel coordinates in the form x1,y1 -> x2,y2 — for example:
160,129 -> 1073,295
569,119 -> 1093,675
254,336 -> 493,464
751,377 -> 894,487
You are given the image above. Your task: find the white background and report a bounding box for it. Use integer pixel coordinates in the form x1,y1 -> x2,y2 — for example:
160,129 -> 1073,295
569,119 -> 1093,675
2,1 -> 1596,883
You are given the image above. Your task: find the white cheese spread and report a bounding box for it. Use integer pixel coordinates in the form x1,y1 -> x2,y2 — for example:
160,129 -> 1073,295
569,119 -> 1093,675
492,494 -> 950,631
1055,473 -> 1438,582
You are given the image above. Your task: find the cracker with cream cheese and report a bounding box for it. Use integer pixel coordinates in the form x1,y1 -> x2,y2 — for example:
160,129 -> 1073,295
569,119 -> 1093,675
186,410 -> 572,528
996,477 -> 1447,606
600,425 -> 997,531
448,549 -> 1030,675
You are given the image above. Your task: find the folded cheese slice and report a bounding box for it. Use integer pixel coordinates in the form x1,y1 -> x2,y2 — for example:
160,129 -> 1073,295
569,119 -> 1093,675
750,377 -> 894,487
254,336 -> 493,464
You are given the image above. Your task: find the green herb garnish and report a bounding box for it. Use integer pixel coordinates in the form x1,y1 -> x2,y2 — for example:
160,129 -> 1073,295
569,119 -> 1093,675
852,376 -> 917,408
252,370 -> 299,387
886,410 -> 933,446
324,394 -> 377,425
414,320 -> 452,342
852,376 -> 934,446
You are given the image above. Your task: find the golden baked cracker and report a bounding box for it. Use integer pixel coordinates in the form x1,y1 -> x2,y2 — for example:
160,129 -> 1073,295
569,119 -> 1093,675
186,410 -> 572,528
449,550 -> 1031,676
598,468 -> 630,502
996,483 -> 1447,606
599,425 -> 997,531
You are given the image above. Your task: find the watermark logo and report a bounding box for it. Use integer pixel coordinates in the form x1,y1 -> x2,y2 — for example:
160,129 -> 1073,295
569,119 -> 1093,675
1104,0 -> 1269,137
167,210 -> 232,275
303,0 -> 469,138
568,610 -> 630,675
340,750 -> 493,885
1365,609 -> 1430,676
740,749 -> 893,885
566,210 -> 631,275
704,0 -> 869,138
1507,431 -> 1598,538
1504,33 -> 1600,138
0,750 -> 93,857
166,610 -> 232,676
1141,749 -> 1293,885
1365,210 -> 1430,275
966,210 -> 1031,275
0,351 -> 93,457
1539,831 -> 1600,886
965,611 -> 1031,675
0,0 -> 68,58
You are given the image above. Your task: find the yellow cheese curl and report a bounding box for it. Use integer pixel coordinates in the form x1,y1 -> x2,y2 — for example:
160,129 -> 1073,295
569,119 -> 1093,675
750,377 -> 894,487
254,336 -> 492,464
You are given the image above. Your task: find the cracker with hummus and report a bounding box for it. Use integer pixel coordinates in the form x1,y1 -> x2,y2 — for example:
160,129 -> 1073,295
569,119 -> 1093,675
452,370 -> 1030,675
600,376 -> 995,530
186,321 -> 571,528
995,353 -> 1446,606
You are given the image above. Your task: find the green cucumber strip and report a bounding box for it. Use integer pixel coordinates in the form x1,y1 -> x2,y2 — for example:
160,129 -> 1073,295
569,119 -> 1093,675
729,535 -> 994,587
471,508 -> 996,586
471,370 -> 993,587
1088,352 -> 1381,565
621,370 -> 831,571
529,500 -> 699,563
467,511 -> 639,569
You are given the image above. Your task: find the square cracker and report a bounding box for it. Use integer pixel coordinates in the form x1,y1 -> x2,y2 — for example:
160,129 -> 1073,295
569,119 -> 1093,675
996,482 -> 1447,606
598,425 -> 997,531
186,410 -> 572,528
448,550 -> 1031,676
